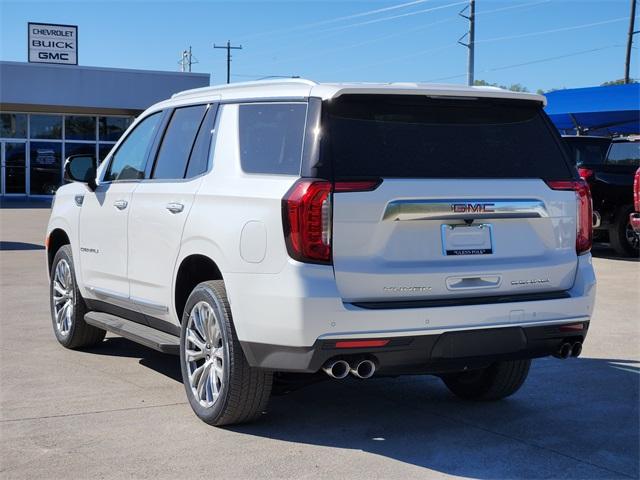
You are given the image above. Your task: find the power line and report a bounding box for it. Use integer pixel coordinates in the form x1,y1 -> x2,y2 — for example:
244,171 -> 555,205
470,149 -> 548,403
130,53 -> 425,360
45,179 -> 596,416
214,41 -> 243,84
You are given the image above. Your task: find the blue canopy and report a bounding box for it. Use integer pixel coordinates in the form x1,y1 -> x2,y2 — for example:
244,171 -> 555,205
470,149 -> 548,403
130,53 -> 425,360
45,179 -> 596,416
545,83 -> 640,136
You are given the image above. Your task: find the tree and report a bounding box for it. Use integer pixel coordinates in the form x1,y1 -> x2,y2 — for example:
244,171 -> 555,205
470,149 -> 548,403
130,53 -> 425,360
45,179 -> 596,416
601,78 -> 637,86
473,79 -> 529,92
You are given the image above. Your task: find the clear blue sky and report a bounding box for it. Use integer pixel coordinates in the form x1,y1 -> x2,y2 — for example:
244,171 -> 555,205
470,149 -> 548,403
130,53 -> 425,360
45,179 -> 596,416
1,0 -> 637,92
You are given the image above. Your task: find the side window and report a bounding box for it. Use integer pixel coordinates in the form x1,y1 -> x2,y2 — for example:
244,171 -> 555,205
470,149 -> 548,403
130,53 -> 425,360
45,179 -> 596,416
185,105 -> 217,178
104,112 -> 162,181
152,105 -> 207,179
238,103 -> 307,175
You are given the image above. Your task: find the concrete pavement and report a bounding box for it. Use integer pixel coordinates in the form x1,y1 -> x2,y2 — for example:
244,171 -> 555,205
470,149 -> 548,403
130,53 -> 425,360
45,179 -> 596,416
1,206 -> 638,479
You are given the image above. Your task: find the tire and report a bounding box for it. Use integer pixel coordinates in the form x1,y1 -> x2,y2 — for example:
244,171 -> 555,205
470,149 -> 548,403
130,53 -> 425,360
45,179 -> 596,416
609,205 -> 640,257
442,359 -> 531,401
179,280 -> 272,426
49,245 -> 106,349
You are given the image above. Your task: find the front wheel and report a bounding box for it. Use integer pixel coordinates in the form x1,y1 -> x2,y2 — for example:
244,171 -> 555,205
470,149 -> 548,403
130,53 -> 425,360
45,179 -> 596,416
179,280 -> 272,426
441,359 -> 531,401
609,206 -> 640,257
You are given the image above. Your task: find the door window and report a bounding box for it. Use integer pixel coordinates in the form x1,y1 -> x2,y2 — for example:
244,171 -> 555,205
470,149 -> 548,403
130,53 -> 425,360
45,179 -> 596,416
104,112 -> 162,181
152,105 -> 207,179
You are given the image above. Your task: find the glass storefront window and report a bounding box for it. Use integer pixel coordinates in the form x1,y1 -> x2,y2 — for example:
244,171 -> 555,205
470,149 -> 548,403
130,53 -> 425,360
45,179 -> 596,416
66,142 -> 97,158
99,116 -> 133,142
65,116 -> 97,141
30,115 -> 62,139
30,142 -> 62,195
4,143 -> 27,194
1,114 -> 27,138
99,143 -> 115,163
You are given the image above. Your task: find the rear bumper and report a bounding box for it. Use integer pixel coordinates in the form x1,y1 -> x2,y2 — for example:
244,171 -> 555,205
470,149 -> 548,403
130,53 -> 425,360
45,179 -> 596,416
226,254 -> 596,372
630,212 -> 640,233
241,321 -> 589,374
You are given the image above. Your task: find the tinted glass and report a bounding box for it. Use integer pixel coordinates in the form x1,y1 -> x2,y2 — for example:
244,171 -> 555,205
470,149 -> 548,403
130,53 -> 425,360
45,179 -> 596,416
238,103 -> 307,175
563,137 -> 610,166
1,113 -> 27,138
30,142 -> 62,194
186,106 -> 217,178
606,142 -> 640,166
65,116 -> 96,141
99,144 -> 114,163
152,105 -> 206,179
324,95 -> 573,180
30,115 -> 62,139
65,142 -> 96,158
99,116 -> 133,141
4,143 -> 26,193
104,112 -> 161,181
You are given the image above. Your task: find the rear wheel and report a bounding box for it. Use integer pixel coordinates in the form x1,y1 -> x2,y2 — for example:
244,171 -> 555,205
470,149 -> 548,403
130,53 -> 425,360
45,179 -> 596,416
49,245 -> 106,348
609,206 -> 639,257
442,359 -> 531,401
179,280 -> 272,426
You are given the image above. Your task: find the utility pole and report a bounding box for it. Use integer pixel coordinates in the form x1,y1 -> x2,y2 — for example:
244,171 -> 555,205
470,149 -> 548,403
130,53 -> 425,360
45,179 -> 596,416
624,0 -> 637,84
214,40 -> 243,84
458,0 -> 476,86
178,46 -> 198,73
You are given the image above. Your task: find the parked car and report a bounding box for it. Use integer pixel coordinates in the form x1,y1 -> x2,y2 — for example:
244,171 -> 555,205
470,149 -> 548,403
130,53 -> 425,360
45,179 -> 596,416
46,80 -> 596,426
568,136 -> 639,256
630,167 -> 640,234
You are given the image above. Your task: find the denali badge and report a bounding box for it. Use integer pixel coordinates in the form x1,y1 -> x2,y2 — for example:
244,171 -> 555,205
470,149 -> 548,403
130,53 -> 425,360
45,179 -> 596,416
383,286 -> 432,293
80,247 -> 99,254
451,203 -> 495,214
511,278 -> 550,286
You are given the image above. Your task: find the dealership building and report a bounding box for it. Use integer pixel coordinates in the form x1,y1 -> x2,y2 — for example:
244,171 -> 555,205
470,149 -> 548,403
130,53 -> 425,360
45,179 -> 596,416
0,60 -> 210,198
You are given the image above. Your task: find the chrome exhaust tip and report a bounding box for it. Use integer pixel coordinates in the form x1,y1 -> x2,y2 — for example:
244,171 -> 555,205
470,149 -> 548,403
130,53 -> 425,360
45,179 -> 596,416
323,360 -> 350,379
351,359 -> 376,379
571,342 -> 583,358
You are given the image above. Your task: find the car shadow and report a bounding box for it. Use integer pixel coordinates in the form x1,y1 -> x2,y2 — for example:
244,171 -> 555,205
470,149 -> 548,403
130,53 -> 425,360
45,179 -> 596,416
0,241 -> 45,251
83,337 -> 639,478
591,243 -> 639,262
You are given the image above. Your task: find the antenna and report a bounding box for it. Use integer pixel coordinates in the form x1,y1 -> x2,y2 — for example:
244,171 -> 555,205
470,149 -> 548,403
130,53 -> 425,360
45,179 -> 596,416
178,46 -> 198,73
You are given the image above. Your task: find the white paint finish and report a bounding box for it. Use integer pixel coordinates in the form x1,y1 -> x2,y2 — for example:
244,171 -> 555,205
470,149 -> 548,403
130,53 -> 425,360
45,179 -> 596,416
240,221 -> 267,263
77,182 -> 137,297
127,177 -> 204,322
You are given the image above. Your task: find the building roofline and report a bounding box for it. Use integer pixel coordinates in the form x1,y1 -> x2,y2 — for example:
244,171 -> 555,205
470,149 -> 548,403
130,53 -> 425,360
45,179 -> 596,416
0,60 -> 209,78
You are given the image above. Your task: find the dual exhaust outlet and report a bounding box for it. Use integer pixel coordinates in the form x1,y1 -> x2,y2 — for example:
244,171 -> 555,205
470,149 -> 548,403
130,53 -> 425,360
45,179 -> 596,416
323,359 -> 376,379
554,341 -> 583,359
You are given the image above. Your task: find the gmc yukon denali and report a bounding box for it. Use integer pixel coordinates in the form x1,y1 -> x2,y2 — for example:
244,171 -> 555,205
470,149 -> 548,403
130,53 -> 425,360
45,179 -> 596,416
46,80 -> 596,426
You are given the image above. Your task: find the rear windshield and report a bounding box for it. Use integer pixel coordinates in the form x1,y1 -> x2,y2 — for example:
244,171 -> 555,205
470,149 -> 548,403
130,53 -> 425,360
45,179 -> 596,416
563,137 -> 610,166
323,95 -> 573,180
606,141 -> 640,166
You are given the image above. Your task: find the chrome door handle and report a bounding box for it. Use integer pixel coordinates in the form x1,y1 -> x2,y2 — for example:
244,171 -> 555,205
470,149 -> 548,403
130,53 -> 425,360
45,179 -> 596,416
113,199 -> 128,210
166,202 -> 184,214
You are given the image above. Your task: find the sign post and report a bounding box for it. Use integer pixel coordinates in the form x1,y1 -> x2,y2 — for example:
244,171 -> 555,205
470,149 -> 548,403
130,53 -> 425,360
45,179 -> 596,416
28,22 -> 78,65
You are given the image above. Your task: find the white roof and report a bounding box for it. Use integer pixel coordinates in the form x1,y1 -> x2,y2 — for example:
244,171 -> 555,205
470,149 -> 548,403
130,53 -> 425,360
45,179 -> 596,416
160,78 -> 545,109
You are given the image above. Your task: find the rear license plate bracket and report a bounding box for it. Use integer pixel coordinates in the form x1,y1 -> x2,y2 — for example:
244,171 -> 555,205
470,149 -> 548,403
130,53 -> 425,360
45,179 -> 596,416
441,223 -> 493,256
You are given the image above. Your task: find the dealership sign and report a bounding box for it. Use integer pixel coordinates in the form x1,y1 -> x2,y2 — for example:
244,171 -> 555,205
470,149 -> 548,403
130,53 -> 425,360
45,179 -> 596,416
28,22 -> 77,65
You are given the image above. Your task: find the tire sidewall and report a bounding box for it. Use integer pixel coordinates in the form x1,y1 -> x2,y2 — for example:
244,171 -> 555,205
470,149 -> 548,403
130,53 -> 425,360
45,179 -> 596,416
179,282 -> 233,423
50,245 -> 84,347
611,206 -> 639,256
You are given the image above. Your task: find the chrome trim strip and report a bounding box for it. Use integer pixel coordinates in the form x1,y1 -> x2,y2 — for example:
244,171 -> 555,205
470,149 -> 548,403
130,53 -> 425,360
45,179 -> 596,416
86,287 -> 168,313
131,296 -> 169,313
86,285 -> 129,302
383,199 -> 549,221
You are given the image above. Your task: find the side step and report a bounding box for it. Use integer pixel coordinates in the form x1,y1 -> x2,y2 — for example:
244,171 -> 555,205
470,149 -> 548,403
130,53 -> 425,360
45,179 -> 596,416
85,312 -> 180,355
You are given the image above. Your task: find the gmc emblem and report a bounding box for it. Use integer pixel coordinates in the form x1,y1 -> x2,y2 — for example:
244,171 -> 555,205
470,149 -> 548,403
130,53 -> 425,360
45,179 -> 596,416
451,203 -> 495,213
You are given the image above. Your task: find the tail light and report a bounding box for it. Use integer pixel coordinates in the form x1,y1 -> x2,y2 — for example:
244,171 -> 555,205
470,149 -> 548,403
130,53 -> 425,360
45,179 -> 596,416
634,168 -> 640,212
578,167 -> 593,181
546,179 -> 592,255
282,179 -> 381,264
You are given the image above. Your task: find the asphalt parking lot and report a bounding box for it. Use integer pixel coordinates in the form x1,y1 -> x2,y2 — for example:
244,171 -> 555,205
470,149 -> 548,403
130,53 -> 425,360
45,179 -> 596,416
0,204 -> 638,480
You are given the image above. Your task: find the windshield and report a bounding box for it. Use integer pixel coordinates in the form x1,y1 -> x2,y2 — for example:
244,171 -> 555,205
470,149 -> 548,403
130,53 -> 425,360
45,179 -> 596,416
323,95 -> 573,180
563,138 -> 610,166
606,142 -> 640,166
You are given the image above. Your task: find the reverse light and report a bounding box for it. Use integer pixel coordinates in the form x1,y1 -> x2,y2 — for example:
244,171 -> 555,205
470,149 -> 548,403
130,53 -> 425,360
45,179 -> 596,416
546,179 -> 592,255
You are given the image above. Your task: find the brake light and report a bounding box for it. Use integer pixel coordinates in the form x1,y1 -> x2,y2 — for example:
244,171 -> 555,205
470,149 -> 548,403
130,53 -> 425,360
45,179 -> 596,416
634,168 -> 640,211
282,179 -> 382,264
577,167 -> 593,181
546,179 -> 592,255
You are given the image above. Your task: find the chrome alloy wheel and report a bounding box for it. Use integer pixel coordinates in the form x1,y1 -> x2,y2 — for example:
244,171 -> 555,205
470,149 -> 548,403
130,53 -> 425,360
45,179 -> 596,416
625,221 -> 640,252
184,301 -> 225,408
52,258 -> 74,336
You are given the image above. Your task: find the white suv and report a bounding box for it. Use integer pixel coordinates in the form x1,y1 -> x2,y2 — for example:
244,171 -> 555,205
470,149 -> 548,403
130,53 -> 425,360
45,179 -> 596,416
46,79 -> 596,425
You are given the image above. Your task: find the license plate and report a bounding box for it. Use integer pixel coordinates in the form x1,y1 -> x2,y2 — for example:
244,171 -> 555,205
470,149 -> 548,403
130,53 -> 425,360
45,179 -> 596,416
441,223 -> 493,256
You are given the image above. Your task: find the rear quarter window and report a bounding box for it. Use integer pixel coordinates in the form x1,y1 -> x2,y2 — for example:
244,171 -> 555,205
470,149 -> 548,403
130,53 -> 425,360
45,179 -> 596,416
606,142 -> 640,166
238,103 -> 307,175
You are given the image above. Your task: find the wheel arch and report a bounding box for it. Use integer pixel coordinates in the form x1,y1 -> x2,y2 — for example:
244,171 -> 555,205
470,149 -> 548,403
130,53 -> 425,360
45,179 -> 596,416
47,228 -> 71,274
174,254 -> 224,323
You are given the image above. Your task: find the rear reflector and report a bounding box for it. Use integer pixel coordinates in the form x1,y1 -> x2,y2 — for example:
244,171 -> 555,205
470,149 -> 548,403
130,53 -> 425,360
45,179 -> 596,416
559,323 -> 584,332
335,339 -> 390,349
334,179 -> 382,193
546,179 -> 592,255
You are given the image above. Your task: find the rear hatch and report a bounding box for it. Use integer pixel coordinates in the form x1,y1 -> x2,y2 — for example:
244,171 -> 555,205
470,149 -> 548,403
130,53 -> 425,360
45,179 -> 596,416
323,94 -> 581,304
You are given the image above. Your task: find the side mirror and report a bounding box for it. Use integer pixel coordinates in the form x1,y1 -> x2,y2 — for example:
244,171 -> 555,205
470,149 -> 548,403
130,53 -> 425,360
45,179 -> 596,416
64,154 -> 97,191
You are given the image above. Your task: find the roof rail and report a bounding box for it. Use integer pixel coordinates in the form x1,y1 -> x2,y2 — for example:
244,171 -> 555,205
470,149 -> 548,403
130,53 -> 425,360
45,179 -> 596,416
172,78 -> 318,99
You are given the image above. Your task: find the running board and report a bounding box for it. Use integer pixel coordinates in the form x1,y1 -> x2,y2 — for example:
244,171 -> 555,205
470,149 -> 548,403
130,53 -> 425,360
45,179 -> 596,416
84,312 -> 180,355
